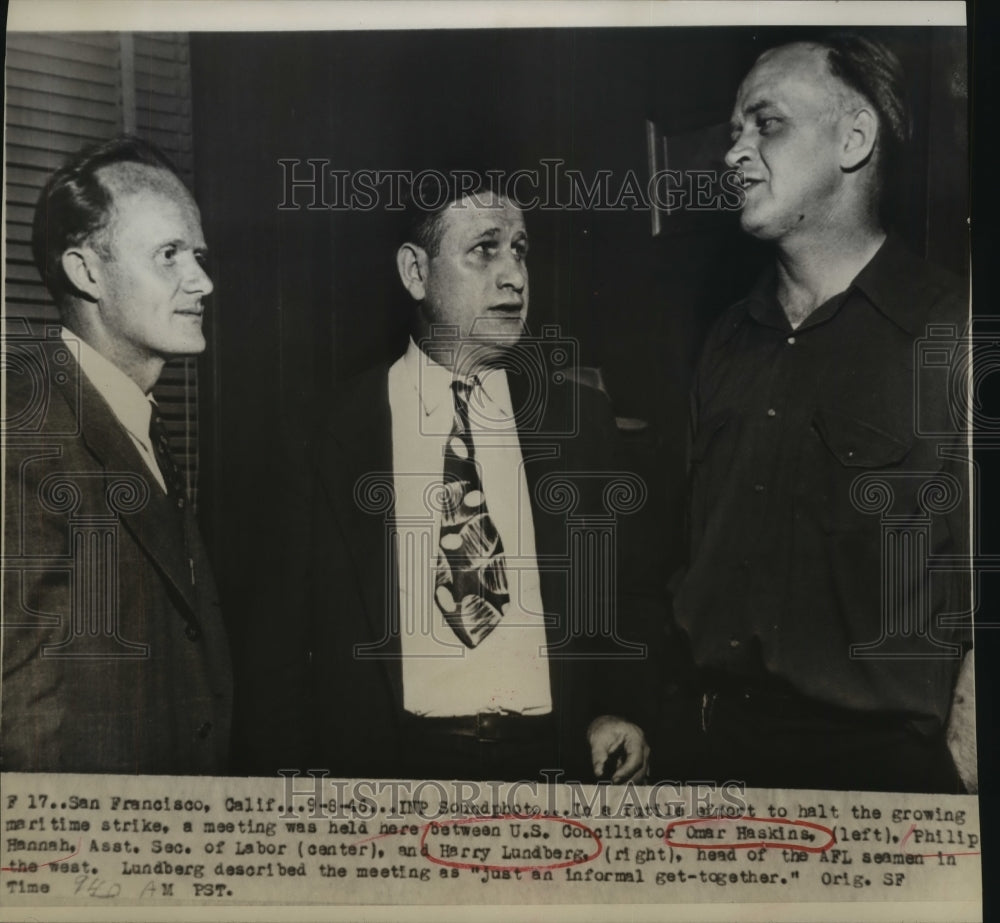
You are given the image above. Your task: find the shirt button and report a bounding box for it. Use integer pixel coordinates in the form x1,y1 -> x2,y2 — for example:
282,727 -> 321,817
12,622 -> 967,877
766,408 -> 777,417
787,336 -> 796,345
185,624 -> 201,642
197,721 -> 213,739
729,638 -> 741,648
754,483 -> 765,492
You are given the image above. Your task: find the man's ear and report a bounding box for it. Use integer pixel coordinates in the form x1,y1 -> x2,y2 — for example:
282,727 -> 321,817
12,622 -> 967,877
396,242 -> 429,302
841,107 -> 878,171
60,247 -> 103,302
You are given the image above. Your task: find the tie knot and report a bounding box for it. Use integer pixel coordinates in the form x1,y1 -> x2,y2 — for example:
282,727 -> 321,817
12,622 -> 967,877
451,376 -> 478,406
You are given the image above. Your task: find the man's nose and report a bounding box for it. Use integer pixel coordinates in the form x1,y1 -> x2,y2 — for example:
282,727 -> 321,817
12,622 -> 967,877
496,252 -> 526,293
184,255 -> 214,297
724,134 -> 752,170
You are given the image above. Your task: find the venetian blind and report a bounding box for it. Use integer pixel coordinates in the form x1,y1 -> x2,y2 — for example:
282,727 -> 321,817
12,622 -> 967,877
5,32 -> 202,505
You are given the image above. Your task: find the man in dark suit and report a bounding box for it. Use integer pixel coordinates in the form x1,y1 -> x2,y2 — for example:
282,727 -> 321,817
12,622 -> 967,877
245,175 -> 660,782
2,136 -> 232,774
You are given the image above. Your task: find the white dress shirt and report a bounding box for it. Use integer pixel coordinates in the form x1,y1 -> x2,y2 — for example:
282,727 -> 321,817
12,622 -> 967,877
389,338 -> 552,717
60,327 -> 168,493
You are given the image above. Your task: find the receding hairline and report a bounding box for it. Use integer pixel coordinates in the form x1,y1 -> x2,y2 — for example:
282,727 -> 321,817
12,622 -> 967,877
748,41 -> 867,114
95,161 -> 194,207
88,162 -> 199,252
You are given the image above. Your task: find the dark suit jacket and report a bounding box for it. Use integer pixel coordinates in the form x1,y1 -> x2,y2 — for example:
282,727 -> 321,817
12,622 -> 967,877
242,356 -> 663,780
2,341 -> 232,774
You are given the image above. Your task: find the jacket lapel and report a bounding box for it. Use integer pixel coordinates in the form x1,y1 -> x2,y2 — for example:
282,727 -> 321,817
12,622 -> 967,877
508,363 -> 566,648
317,366 -> 402,699
59,355 -> 199,615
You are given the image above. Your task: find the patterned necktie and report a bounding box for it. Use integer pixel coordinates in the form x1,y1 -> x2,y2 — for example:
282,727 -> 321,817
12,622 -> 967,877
434,378 -> 510,648
149,404 -> 187,513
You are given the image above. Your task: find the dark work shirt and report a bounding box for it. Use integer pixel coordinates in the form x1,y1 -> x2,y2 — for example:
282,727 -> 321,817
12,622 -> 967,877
673,235 -> 970,730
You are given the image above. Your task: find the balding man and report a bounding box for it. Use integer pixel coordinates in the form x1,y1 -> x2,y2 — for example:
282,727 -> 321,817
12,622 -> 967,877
669,35 -> 972,792
3,136 -> 232,773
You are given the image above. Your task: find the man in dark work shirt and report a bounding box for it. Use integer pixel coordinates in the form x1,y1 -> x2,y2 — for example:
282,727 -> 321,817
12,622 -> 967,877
669,35 -> 973,792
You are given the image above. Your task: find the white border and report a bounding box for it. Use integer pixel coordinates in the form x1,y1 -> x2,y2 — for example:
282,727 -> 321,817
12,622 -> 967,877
6,0 -> 968,32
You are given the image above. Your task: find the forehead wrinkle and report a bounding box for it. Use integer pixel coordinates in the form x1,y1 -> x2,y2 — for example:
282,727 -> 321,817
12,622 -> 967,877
452,192 -> 522,218
474,225 -> 523,238
731,98 -> 777,131
439,199 -> 525,245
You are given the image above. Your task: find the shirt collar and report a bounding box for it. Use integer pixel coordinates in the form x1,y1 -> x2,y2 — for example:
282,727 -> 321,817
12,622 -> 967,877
850,234 -> 940,336
738,235 -> 928,337
402,337 -> 512,418
403,337 -> 453,416
60,327 -> 155,448
742,264 -> 787,331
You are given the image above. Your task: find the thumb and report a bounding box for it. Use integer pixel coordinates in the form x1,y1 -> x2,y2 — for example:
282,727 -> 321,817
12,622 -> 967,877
591,732 -> 625,777
590,737 -> 612,776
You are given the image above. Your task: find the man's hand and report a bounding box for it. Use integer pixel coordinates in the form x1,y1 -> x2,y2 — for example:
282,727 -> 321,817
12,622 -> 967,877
947,650 -> 977,793
587,715 -> 649,784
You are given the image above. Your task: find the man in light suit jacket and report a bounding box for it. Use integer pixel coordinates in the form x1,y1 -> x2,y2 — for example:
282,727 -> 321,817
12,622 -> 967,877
2,136 -> 232,774
244,174 -> 662,783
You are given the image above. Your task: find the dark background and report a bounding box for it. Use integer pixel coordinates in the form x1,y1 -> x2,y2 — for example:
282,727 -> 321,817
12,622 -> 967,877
185,24 -> 970,765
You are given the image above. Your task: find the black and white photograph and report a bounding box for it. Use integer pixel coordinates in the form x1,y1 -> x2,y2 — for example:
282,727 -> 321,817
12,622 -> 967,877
1,1 -> 986,919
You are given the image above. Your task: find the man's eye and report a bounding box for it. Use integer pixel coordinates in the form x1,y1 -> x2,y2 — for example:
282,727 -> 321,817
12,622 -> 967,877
195,251 -> 209,269
513,243 -> 528,261
160,247 -> 177,264
472,242 -> 496,256
757,117 -> 779,134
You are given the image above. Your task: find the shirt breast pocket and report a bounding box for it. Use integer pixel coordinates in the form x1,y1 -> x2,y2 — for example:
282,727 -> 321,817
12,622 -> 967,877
809,407 -> 913,531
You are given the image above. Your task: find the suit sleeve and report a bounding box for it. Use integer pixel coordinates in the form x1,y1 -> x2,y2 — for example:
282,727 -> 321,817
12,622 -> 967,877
578,384 -> 672,737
